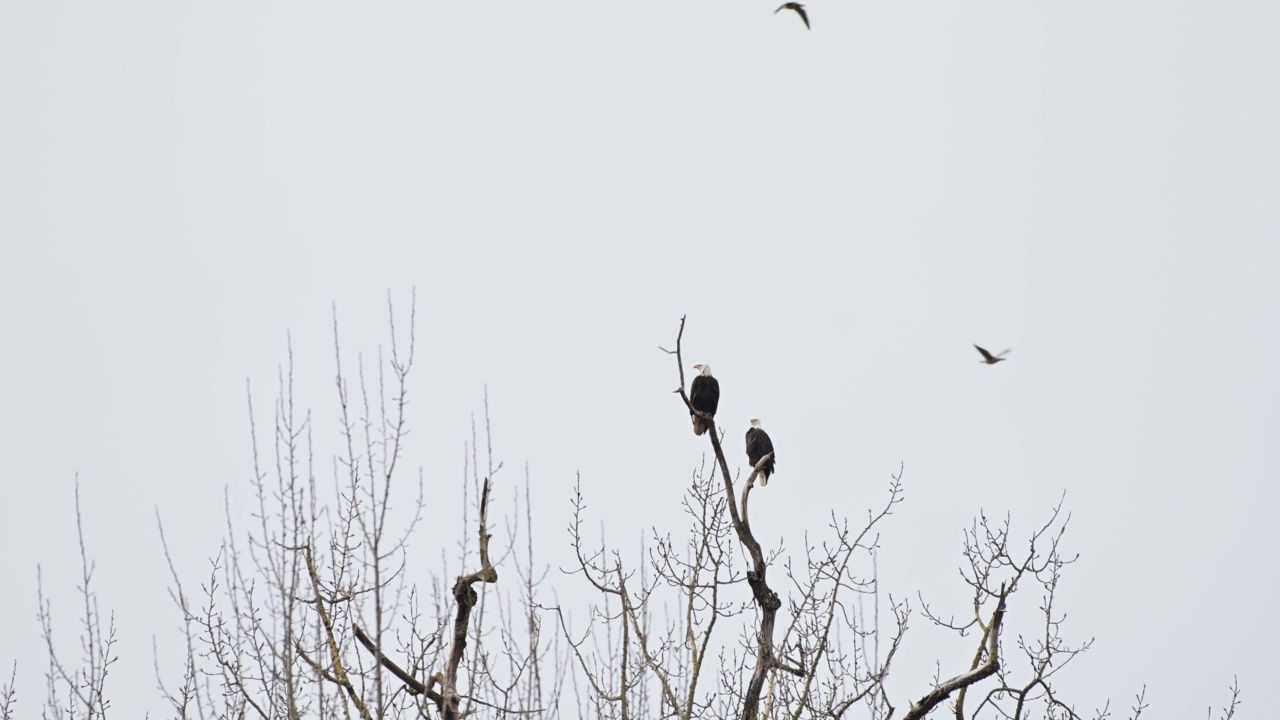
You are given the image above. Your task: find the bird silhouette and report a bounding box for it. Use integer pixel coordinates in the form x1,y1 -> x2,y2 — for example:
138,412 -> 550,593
974,345 -> 1011,365
775,2 -> 810,29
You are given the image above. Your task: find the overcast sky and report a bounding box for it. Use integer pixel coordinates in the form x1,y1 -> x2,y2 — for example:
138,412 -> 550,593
2,1 -> 1277,717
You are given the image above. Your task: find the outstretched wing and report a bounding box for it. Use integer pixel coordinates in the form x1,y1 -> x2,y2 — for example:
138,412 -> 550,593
793,4 -> 810,29
974,344 -> 997,362
774,3 -> 810,29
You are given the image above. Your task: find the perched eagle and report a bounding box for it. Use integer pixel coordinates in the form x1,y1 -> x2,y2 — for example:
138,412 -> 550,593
745,419 -> 776,486
775,2 -> 810,29
974,344 -> 1011,365
689,364 -> 720,436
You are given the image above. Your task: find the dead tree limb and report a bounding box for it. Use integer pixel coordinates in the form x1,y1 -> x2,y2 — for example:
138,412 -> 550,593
903,587 -> 1008,720
352,623 -> 444,706
667,316 -> 788,720
442,475 -> 499,720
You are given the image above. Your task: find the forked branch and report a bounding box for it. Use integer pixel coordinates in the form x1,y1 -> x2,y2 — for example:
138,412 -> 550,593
442,475 -> 499,720
667,317 -> 788,720
903,587 -> 1008,720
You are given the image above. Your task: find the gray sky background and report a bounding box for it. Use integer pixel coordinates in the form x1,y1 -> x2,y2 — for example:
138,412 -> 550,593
2,1 -> 1277,717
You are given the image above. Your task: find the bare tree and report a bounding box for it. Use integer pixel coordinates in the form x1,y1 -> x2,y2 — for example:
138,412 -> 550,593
148,294 -> 559,720
659,317 -> 917,720
18,309 -> 1243,720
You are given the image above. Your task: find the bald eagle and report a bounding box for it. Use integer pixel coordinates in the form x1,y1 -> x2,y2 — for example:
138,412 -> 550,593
974,344 -> 1011,365
775,2 -> 810,29
690,364 -> 720,436
745,419 -> 776,486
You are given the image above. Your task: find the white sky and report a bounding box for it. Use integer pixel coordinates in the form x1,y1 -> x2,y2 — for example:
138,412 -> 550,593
2,1 -> 1277,717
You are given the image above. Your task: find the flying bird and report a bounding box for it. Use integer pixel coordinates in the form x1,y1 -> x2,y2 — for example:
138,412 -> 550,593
745,419 -> 776,486
689,364 -> 720,436
974,345 -> 1011,365
775,2 -> 810,29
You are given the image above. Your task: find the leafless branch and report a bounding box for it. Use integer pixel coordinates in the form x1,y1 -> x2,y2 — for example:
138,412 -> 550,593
302,544 -> 373,720
38,476 -> 117,720
903,587 -> 1007,720
668,317 -> 784,720
1209,676 -> 1240,720
352,622 -> 443,703
442,475 -> 499,720
1,662 -> 17,720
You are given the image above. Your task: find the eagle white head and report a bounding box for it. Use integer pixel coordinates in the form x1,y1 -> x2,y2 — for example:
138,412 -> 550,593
749,418 -> 762,428
692,363 -> 713,376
